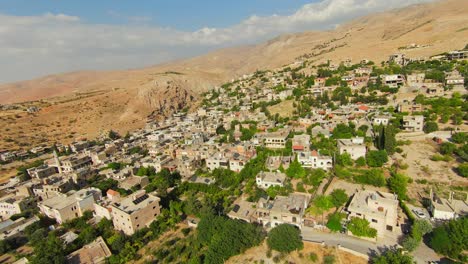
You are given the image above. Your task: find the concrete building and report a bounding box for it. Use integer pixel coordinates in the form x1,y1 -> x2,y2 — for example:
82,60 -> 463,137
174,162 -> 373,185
255,193 -> 311,229
38,188 -> 102,224
372,115 -> 392,126
402,115 -> 424,132
292,134 -> 310,153
406,73 -> 425,87
67,236 -> 112,264
429,191 -> 468,220
27,165 -> 57,179
347,190 -> 399,237
206,153 -> 229,171
388,53 -> 407,66
398,102 -> 423,113
0,195 -> 36,220
263,131 -> 289,149
337,137 -> 366,159
297,151 -> 333,170
111,191 -> 161,235
256,171 -> 287,189
380,74 -> 405,88
60,155 -> 93,173
445,70 -> 465,88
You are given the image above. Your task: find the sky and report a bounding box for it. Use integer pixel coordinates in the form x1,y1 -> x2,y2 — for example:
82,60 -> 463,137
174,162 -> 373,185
0,0 -> 434,84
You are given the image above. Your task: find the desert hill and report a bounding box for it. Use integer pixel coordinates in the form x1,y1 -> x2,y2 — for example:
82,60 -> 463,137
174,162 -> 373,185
0,0 -> 467,150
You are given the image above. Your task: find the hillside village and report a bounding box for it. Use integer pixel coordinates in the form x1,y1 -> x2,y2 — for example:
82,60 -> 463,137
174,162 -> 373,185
0,45 -> 467,264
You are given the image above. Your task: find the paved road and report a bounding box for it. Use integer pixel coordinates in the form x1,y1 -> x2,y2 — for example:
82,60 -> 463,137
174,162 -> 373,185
301,227 -> 440,264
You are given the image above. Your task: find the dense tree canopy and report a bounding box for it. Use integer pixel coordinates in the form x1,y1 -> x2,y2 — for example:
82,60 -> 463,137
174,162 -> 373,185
267,224 -> 303,253
347,217 -> 377,238
372,248 -> 415,264
430,217 -> 468,261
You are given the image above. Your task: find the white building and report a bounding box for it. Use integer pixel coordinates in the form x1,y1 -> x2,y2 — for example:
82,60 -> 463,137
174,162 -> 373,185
256,171 -> 287,189
38,188 -> 102,224
337,137 -> 367,159
206,153 -> 229,171
263,131 -> 289,149
372,115 -> 392,126
429,191 -> 468,220
297,151 -> 333,170
402,115 -> 424,132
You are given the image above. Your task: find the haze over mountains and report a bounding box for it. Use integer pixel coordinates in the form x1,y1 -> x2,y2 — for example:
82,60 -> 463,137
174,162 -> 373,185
0,0 -> 467,149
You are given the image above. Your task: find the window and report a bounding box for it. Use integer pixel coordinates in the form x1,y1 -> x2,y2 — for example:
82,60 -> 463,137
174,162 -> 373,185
372,219 -> 378,223
356,213 -> 362,216
273,216 -> 278,220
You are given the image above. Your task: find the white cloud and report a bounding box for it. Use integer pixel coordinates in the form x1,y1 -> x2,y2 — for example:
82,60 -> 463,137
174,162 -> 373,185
0,0 -> 434,84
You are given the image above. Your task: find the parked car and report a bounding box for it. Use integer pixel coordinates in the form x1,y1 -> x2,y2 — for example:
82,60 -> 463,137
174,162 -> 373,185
412,209 -> 426,218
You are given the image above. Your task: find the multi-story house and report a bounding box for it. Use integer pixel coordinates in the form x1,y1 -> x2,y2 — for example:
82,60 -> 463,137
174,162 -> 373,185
347,190 -> 399,237
297,151 -> 333,170
111,191 -> 161,235
38,188 -> 102,224
256,171 -> 287,189
402,115 -> 424,132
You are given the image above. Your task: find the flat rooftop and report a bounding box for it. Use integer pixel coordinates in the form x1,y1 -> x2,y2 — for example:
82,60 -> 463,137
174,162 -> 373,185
113,192 -> 160,214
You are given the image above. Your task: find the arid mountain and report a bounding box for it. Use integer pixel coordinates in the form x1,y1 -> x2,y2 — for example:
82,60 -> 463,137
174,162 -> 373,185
1,0 -> 467,150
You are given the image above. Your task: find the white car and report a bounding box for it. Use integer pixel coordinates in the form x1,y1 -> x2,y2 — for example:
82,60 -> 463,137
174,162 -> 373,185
412,209 -> 426,218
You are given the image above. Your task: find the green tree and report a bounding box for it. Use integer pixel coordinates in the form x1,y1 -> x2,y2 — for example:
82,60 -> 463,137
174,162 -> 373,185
330,189 -> 348,208
355,156 -> 366,167
366,150 -> 388,167
457,163 -> 468,177
423,121 -> 439,133
451,132 -> 467,144
31,234 -> 66,264
326,213 -> 344,232
336,153 -> 353,166
347,217 -> 377,238
384,124 -> 397,154
267,224 -> 303,253
372,248 -> 415,264
286,157 -> 306,178
430,217 -> 468,261
440,142 -> 456,155
387,173 -> 409,200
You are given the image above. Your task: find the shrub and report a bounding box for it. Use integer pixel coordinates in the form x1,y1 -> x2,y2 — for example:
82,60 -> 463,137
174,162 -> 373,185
440,142 -> 456,155
402,236 -> 419,251
330,189 -> 348,208
326,213 -> 344,232
267,224 -> 303,253
430,154 -> 452,162
309,252 -> 318,262
424,121 -> 439,133
366,150 -> 388,167
354,169 -> 386,187
372,248 -> 415,263
387,173 -> 409,200
347,217 -> 377,238
451,132 -> 467,144
323,255 -> 336,264
456,163 -> 468,178
355,157 -> 366,167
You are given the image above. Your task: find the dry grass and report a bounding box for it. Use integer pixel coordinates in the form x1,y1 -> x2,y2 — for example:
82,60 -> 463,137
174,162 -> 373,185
268,100 -> 295,118
227,241 -> 368,264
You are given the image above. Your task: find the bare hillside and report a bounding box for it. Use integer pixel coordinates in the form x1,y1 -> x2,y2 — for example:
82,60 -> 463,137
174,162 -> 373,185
0,0 -> 467,150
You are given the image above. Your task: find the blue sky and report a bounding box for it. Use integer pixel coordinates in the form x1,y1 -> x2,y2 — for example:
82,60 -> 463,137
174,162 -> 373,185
0,0 -> 314,30
0,0 -> 432,84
